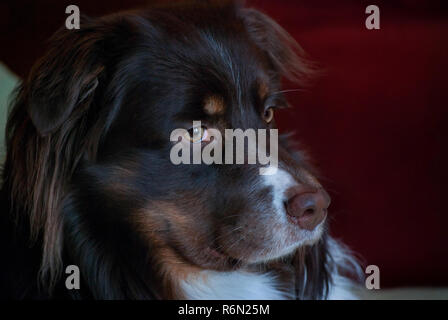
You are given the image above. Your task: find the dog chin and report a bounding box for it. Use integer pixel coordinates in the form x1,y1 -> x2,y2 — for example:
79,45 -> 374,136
247,222 -> 325,264
297,221 -> 326,246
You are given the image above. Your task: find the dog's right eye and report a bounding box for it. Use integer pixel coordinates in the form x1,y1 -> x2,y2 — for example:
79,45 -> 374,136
185,126 -> 209,143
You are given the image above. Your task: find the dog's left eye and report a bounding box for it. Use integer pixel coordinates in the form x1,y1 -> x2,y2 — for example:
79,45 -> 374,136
185,126 -> 209,143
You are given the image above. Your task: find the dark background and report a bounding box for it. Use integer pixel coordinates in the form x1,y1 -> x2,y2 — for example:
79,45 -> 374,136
1,0 -> 447,287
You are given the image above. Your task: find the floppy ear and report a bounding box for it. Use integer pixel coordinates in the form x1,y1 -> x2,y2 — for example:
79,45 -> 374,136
3,18 -> 107,293
26,20 -> 104,135
241,8 -> 314,84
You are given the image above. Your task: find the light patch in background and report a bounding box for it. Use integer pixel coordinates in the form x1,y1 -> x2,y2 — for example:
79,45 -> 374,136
0,62 -> 19,165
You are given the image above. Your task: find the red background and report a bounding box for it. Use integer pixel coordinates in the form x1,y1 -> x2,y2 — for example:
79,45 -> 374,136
1,0 -> 447,287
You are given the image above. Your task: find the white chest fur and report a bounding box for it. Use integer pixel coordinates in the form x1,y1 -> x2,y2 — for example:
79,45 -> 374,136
180,270 -> 289,300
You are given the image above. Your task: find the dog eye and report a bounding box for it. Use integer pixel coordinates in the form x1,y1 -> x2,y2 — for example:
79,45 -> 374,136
185,126 -> 208,143
263,107 -> 275,123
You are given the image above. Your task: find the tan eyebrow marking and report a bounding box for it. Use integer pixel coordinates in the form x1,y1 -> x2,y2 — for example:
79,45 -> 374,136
203,95 -> 225,115
258,81 -> 269,101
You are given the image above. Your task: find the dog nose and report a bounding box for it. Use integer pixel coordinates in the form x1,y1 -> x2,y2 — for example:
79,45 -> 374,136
285,188 -> 331,230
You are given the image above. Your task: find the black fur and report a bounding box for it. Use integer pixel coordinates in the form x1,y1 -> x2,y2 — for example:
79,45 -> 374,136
0,1 -> 342,300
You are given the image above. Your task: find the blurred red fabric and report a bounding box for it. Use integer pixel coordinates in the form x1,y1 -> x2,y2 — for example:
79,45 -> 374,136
1,0 -> 447,287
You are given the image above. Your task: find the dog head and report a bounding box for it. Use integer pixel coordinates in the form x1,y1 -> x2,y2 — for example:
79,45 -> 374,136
4,1 -> 332,298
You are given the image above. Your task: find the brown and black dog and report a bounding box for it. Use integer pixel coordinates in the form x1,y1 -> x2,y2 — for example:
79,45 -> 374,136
0,0 -> 361,299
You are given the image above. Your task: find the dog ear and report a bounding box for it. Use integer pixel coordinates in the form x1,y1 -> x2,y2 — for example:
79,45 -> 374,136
241,8 -> 315,84
4,17 -> 106,292
26,20 -> 104,136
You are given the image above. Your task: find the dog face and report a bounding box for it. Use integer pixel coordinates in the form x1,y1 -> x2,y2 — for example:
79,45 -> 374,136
5,1 -> 331,297
83,5 -> 329,269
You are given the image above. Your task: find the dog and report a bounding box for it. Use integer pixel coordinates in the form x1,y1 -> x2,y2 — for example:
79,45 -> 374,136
0,0 -> 362,299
